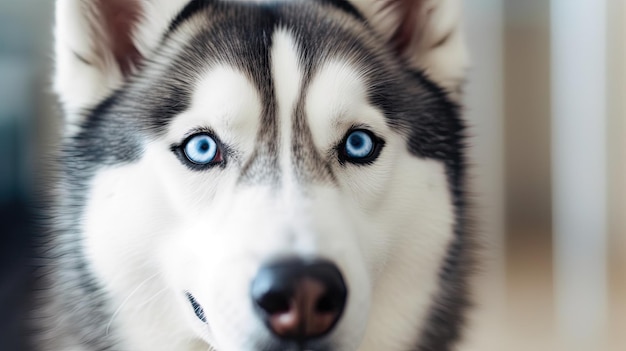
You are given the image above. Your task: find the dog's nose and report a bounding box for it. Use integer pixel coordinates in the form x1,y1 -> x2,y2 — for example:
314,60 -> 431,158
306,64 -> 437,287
250,258 -> 347,341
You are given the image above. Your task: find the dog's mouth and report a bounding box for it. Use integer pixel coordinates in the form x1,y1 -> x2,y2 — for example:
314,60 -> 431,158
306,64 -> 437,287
185,292 -> 207,323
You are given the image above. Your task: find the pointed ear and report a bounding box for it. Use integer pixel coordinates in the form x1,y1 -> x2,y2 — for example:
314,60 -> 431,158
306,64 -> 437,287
351,0 -> 469,97
54,0 -> 187,125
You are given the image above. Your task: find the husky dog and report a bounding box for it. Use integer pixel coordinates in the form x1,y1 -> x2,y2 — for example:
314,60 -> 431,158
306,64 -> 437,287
36,0 -> 471,350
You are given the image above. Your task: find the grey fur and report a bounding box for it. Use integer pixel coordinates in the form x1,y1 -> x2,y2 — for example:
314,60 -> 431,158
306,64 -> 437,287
35,1 -> 471,350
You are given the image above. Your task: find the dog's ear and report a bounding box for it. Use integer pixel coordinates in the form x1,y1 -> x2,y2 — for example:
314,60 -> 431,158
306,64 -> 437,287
54,0 -> 186,125
351,0 -> 468,96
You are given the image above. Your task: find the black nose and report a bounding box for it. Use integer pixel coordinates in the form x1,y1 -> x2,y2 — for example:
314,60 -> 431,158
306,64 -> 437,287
250,258 -> 348,341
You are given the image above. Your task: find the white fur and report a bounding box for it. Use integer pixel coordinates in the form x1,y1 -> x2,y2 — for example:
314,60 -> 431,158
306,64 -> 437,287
351,0 -> 469,96
54,0 -> 190,132
54,0 -> 123,129
134,0 -> 192,57
272,29 -> 302,189
56,0 -> 465,349
167,66 -> 263,158
54,0 -> 467,129
305,59 -> 455,350
82,33 -> 455,350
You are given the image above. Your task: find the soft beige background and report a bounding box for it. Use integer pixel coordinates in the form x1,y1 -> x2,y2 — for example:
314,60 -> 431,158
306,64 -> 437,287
462,1 -> 625,350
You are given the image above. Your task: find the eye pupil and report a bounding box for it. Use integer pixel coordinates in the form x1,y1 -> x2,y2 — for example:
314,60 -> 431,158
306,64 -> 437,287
349,135 -> 364,148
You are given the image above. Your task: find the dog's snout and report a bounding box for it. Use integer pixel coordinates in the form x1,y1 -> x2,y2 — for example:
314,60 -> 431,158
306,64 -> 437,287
250,259 -> 347,341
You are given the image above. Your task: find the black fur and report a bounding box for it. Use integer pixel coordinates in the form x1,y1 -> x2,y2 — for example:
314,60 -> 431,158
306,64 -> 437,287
167,0 -> 364,36
314,0 -> 364,21
168,0 -> 216,34
40,1 -> 472,350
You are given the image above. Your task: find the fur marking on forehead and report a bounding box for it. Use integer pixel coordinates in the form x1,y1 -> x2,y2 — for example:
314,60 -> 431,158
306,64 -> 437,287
167,0 -> 364,36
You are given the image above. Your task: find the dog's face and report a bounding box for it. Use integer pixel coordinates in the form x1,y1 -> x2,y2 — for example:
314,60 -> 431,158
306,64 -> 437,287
53,1 -> 468,350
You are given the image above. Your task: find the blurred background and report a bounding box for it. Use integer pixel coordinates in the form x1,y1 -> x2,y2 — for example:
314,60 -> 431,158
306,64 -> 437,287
0,0 -> 623,350
0,0 -> 56,350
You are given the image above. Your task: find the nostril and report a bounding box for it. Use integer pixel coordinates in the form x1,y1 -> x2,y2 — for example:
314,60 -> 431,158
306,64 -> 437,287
315,294 -> 337,313
257,291 -> 291,314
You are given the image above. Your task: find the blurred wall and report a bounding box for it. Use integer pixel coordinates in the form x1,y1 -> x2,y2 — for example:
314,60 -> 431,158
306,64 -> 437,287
607,0 -> 626,347
608,0 -> 626,264
465,0 -> 625,350
0,1 -> 55,350
505,0 -> 552,233
502,3 -> 556,344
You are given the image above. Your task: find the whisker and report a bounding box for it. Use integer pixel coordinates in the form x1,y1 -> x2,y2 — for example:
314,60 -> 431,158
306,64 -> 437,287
105,271 -> 161,335
138,287 -> 168,309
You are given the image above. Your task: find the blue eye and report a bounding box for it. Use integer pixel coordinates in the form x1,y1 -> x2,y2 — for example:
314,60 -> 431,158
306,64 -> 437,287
183,134 -> 220,165
339,129 -> 383,165
344,130 -> 375,160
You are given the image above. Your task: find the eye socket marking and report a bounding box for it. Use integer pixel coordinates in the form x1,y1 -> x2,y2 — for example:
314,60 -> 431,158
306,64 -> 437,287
173,132 -> 224,169
338,129 -> 384,165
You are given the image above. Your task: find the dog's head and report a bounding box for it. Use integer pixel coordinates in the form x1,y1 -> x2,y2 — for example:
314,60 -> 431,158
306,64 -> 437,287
53,0 -> 469,350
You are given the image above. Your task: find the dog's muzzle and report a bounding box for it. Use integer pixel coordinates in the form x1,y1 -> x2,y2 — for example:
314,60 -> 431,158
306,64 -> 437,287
250,258 -> 348,342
